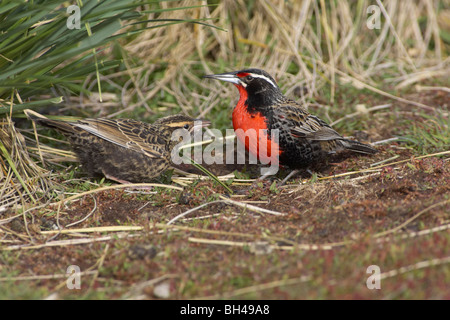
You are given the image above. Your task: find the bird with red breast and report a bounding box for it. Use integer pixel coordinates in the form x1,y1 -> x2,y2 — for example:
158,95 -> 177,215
204,68 -> 377,182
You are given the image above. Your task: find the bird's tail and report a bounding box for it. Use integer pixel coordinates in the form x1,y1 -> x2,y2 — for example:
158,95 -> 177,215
24,109 -> 75,134
339,138 -> 378,154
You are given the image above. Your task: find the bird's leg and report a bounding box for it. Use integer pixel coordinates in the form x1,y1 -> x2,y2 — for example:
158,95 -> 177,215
258,170 -> 275,181
249,169 -> 279,188
278,169 -> 300,186
235,171 -> 275,195
278,169 -> 315,186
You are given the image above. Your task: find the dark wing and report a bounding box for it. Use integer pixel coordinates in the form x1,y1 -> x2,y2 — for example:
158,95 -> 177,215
273,99 -> 344,142
273,100 -> 377,154
74,118 -> 167,158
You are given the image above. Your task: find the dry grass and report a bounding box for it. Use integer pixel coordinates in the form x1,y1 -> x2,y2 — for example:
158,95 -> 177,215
116,0 -> 448,114
45,0 -> 448,119
0,116 -> 54,209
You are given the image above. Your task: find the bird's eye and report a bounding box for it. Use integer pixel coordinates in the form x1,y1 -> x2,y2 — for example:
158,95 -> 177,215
246,75 -> 253,81
183,124 -> 190,129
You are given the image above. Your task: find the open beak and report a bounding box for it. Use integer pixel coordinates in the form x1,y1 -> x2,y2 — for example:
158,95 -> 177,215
203,72 -> 240,85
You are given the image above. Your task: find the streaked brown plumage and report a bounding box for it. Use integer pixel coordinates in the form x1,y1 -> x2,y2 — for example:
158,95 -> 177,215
25,109 -> 210,183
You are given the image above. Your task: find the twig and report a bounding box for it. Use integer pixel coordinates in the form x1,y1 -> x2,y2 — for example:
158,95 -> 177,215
3,233 -> 137,251
40,225 -> 144,235
376,223 -> 450,243
218,195 -> 286,216
188,237 -> 331,251
153,223 -> 298,246
319,150 -> 450,181
371,137 -> 400,145
197,275 -> 312,299
370,155 -> 400,167
0,271 -> 97,282
415,85 -> 450,93
374,199 -> 450,238
65,193 -> 97,228
379,256 -> 450,281
167,200 -> 223,225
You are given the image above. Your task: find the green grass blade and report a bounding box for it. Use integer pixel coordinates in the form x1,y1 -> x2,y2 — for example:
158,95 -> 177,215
183,156 -> 233,194
0,97 -> 63,115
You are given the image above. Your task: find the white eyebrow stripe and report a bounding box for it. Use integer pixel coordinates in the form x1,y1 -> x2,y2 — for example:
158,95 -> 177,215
249,73 -> 277,88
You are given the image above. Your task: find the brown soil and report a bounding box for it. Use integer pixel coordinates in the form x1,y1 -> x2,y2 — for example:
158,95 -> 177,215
0,89 -> 449,299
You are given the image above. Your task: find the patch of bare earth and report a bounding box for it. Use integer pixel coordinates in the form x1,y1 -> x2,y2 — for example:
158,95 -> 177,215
1,90 -> 449,299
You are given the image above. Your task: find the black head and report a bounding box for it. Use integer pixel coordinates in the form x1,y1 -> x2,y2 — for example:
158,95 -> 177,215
204,68 -> 283,110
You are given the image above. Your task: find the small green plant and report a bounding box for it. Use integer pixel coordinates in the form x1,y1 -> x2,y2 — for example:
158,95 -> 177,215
269,181 -> 280,194
400,111 -> 450,155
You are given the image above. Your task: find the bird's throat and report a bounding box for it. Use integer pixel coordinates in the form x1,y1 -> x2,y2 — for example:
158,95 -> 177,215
232,85 -> 280,165
232,84 -> 265,134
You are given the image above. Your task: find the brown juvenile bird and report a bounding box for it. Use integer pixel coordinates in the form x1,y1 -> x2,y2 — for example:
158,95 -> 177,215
25,109 -> 210,184
205,68 -> 377,182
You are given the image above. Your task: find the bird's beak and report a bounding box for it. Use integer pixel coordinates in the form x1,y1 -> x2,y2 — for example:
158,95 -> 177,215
203,72 -> 240,85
